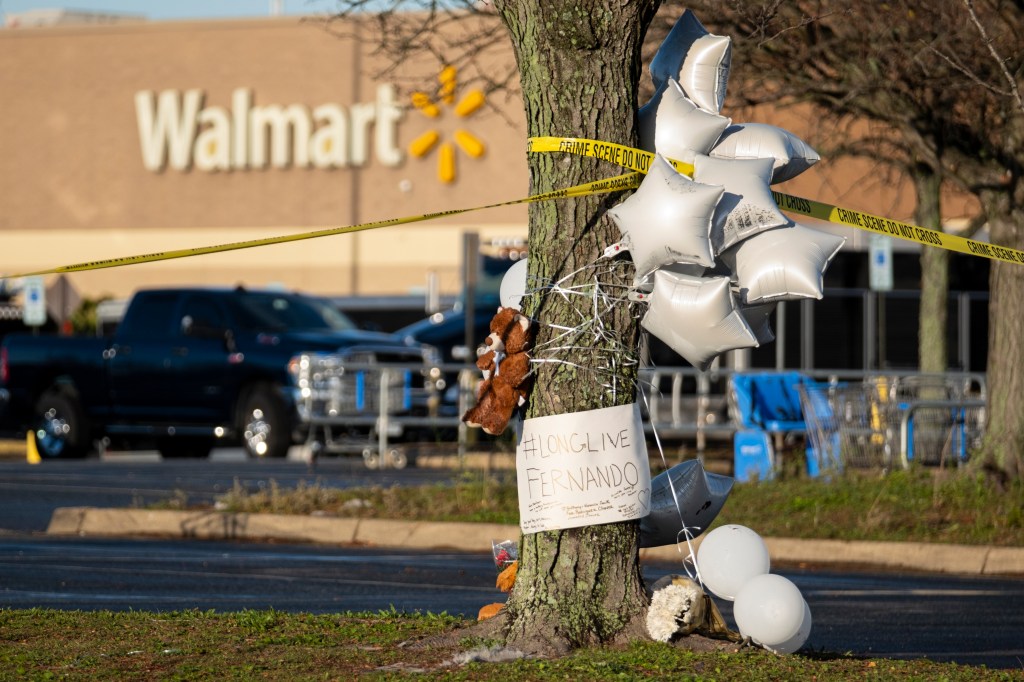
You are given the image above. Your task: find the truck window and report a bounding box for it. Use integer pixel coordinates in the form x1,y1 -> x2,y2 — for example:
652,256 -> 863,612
231,292 -> 357,332
180,295 -> 225,335
117,292 -> 178,340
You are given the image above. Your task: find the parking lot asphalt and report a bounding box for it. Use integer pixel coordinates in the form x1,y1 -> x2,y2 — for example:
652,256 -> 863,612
45,506 -> 1024,576
6,439 -> 1021,577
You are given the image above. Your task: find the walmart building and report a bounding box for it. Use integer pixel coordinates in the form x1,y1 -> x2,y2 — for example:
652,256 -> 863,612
0,9 -> 990,370
0,10 -> 530,303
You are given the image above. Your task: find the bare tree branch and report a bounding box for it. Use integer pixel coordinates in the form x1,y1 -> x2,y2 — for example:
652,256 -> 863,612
961,0 -> 1024,115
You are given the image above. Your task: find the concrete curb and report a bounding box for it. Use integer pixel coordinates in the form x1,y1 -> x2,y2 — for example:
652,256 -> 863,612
47,507 -> 1024,576
47,507 -> 517,552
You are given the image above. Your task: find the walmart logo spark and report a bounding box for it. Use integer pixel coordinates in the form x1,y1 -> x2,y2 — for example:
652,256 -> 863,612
408,66 -> 486,184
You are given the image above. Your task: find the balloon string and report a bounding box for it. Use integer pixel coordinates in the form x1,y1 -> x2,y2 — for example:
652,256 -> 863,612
525,261 -> 641,401
516,258 -> 704,581
638,372 -> 705,588
676,526 -> 705,585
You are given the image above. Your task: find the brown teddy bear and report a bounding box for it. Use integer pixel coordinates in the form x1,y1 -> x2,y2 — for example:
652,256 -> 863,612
462,306 -> 535,435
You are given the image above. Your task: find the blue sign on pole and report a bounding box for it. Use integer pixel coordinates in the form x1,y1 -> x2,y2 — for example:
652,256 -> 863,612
869,234 -> 893,292
22,276 -> 47,326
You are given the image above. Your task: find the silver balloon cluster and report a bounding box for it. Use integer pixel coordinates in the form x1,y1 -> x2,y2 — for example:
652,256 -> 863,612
607,10 -> 846,371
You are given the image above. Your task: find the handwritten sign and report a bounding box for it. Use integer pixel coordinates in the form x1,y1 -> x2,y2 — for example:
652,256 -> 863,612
516,403 -> 651,534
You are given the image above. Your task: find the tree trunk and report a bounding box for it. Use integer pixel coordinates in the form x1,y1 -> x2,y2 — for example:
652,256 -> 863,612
494,0 -> 659,654
975,191 -> 1024,484
915,169 -> 949,375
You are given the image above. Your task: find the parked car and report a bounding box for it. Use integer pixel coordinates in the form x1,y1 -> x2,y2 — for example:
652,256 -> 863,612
395,305 -> 497,364
394,304 -> 499,415
0,286 -> 438,459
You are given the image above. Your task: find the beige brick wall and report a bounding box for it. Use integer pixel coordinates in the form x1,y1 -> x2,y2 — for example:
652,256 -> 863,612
0,15 -> 979,303
0,16 -> 528,299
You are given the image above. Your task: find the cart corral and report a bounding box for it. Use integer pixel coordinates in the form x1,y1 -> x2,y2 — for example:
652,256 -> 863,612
303,362 -> 988,477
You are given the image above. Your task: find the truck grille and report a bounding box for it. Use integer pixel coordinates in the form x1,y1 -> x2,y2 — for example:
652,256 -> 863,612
291,350 -> 428,422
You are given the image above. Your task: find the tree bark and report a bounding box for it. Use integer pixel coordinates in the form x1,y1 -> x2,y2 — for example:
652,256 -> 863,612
975,191 -> 1024,484
494,0 -> 659,654
915,169 -> 949,375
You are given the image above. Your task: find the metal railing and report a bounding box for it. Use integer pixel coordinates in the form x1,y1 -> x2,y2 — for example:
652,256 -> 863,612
297,361 -> 990,470
301,364 -> 737,465
897,399 -> 987,469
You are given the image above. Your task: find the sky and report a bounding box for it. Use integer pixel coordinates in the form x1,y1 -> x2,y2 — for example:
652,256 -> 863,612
0,0 -> 337,23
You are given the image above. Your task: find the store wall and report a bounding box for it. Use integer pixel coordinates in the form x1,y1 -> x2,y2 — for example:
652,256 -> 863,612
0,14 -> 981,305
0,16 -> 529,299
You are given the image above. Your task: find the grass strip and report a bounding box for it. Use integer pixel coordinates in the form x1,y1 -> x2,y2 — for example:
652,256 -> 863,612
1,608 -> 1020,681
200,468 -> 1024,546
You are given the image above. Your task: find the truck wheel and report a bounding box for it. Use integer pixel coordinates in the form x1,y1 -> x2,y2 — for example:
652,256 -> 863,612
386,448 -> 408,470
239,384 -> 290,459
33,389 -> 90,459
158,438 -> 215,459
362,447 -> 381,470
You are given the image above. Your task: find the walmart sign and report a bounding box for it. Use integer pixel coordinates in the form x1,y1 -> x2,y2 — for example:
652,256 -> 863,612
135,85 -> 405,172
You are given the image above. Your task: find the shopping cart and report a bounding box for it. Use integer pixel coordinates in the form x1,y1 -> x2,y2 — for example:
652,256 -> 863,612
798,377 -> 987,472
798,381 -> 893,473
728,372 -> 816,481
883,375 -> 986,467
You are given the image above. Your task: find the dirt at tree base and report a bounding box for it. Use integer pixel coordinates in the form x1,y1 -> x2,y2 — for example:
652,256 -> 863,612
397,610 -> 743,668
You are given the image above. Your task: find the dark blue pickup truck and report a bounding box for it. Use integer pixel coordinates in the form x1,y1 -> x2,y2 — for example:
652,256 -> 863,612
0,287 -> 438,459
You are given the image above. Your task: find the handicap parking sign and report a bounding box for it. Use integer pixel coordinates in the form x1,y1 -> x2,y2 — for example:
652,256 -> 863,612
22,276 -> 47,326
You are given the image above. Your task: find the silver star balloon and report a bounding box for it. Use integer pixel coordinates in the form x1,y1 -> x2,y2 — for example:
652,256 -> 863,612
640,269 -> 759,371
680,33 -> 732,115
711,122 -> 820,184
638,78 -> 732,165
650,10 -> 710,91
693,154 -> 790,254
607,154 -> 724,284
639,459 -> 734,548
722,223 -> 847,304
660,261 -> 709,278
629,9 -> 846,371
648,10 -> 732,115
739,301 -> 777,344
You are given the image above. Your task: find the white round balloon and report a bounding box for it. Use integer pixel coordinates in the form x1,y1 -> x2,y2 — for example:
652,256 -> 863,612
499,258 -> 528,311
694,524 -> 770,600
764,598 -> 812,655
733,574 -> 808,650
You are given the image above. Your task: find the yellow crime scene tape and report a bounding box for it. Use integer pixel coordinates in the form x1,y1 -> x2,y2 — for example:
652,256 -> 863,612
527,136 -> 694,177
0,171 -> 641,280
770,191 -> 1024,265
5,135 -> 1022,279
529,135 -> 1024,266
